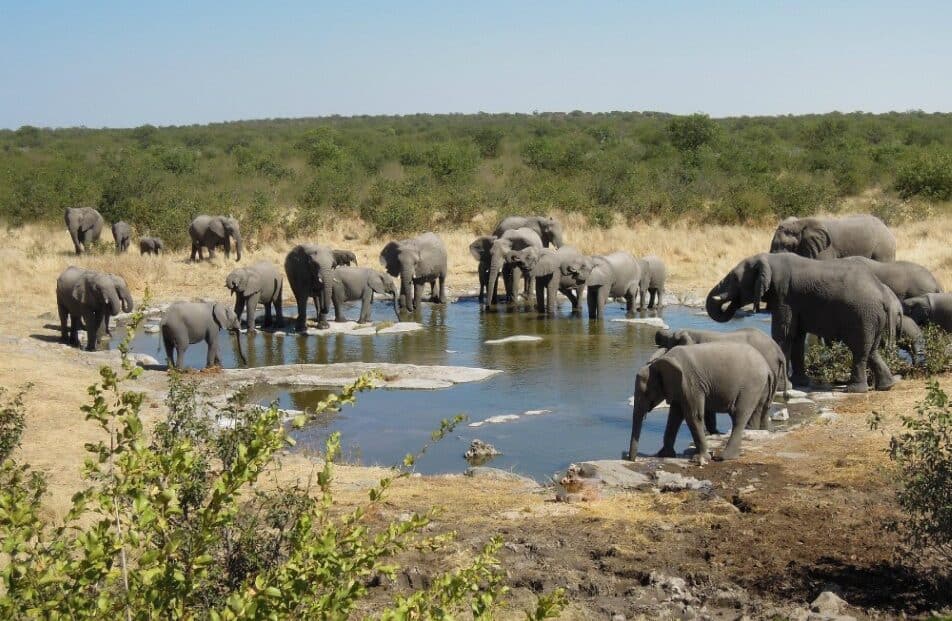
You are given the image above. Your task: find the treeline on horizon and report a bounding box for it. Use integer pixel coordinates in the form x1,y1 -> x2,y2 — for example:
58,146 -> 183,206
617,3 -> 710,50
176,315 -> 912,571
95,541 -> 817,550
2,110 -> 951,248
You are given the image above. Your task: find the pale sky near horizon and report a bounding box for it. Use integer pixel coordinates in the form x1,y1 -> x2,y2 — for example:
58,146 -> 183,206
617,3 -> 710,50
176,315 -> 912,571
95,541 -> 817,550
0,1 -> 949,129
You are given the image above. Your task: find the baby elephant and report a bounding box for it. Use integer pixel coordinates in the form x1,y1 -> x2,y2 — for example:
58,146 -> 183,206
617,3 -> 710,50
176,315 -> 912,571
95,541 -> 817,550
139,237 -> 164,255
225,261 -> 284,333
637,255 -> 667,310
112,221 -> 132,253
160,301 -> 246,369
332,249 -> 358,267
628,342 -> 773,463
327,267 -> 398,323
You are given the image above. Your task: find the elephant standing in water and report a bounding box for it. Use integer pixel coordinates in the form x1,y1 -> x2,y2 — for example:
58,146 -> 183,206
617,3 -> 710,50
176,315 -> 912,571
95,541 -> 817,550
637,255 -> 667,310
139,237 -> 164,255
111,221 -> 132,253
839,257 -> 942,300
160,301 -> 246,369
507,246 -> 590,315
64,207 -> 104,254
56,266 -> 130,351
654,327 -> 787,431
379,232 -> 447,313
327,267 -> 399,323
493,215 -> 564,248
903,293 -> 952,332
706,252 -> 895,393
226,261 -> 284,333
586,252 -> 642,319
628,342 -> 773,463
469,227 -> 542,308
189,215 -> 242,261
769,214 -> 896,261
285,244 -> 335,331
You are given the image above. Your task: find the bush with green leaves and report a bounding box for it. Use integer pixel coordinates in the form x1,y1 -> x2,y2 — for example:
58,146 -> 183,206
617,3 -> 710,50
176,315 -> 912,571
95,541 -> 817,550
0,384 -> 30,462
0,309 -> 564,619
895,150 -> 952,201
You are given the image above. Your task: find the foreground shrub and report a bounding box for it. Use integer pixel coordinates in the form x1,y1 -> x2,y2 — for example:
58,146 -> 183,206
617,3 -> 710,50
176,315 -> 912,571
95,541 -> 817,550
895,151 -> 952,201
0,384 -> 30,462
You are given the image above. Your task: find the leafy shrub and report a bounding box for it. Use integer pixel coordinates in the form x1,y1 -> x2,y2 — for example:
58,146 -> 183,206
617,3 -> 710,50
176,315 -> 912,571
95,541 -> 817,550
296,127 -> 343,168
895,151 -> 952,201
667,114 -> 719,154
921,324 -> 952,376
0,384 -> 30,462
425,141 -> 479,182
471,127 -> 504,158
766,175 -> 835,219
155,146 -> 198,175
707,184 -> 773,225
3,160 -> 100,225
521,134 -> 592,172
886,381 -> 952,561
870,196 -> 924,226
360,176 -> 434,234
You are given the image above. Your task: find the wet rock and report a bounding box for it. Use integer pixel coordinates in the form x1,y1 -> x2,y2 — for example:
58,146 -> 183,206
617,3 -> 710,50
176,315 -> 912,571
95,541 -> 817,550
523,409 -> 552,416
273,331 -> 286,337
786,396 -> 814,405
144,324 -> 160,334
771,407 -> 790,421
575,460 -> 653,490
653,470 -> 712,492
464,467 -> 539,489
484,335 -> 543,345
611,317 -> 669,329
131,353 -> 160,368
811,591 -> 848,615
464,439 -> 500,463
468,414 -> 520,427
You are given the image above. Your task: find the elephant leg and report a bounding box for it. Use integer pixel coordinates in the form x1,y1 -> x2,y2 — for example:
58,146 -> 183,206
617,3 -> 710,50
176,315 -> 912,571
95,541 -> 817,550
357,289 -> 373,324
84,311 -> 102,352
247,293 -> 260,333
683,402 -> 709,464
546,277 -> 559,315
563,287 -> 578,312
587,287 -> 598,319
437,275 -> 446,304
657,403 -> 683,458
624,289 -> 636,317
534,276 -> 545,313
638,287 -> 646,312
597,287 -> 609,320
294,291 -> 308,332
704,410 -> 720,435
718,407 -> 753,461
274,286 -> 284,328
263,298 -> 273,329
207,334 -> 220,368
316,287 -> 330,329
412,282 -> 424,312
845,343 -> 871,393
58,303 -> 70,343
869,343 -> 896,391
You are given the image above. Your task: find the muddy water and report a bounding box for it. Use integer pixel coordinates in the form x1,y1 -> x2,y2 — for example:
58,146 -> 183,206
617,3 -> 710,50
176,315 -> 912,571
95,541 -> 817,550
122,297 -> 781,480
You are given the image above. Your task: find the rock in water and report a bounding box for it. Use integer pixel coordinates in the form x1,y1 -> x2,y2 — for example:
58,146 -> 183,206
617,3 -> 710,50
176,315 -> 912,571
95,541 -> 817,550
484,335 -> 543,345
464,439 -> 501,464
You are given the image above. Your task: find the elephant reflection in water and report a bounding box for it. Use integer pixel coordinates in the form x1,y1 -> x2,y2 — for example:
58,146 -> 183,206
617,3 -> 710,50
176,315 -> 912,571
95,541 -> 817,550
241,332 -> 285,368
293,334 -> 331,366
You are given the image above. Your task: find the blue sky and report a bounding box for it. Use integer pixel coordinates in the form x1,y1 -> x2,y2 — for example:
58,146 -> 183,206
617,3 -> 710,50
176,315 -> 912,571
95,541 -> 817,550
0,1 -> 948,128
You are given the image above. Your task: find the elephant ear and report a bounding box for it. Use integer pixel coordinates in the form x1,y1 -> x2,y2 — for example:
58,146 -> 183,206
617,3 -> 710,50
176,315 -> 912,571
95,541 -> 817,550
673,330 -> 695,345
379,242 -> 401,274
212,303 -> 229,330
245,272 -> 262,296
209,218 -> 227,238
368,271 -> 388,294
798,223 -> 831,258
71,278 -> 90,305
469,237 -> 493,261
753,256 -> 773,306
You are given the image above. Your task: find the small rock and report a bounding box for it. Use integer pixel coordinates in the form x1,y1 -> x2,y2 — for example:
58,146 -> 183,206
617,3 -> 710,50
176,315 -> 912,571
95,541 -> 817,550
771,407 -> 790,421
305,328 -> 321,336
784,388 -> 808,398
131,353 -> 160,367
611,317 -> 669,329
464,439 -> 501,463
575,460 -> 653,490
786,397 -> 814,405
467,414 -> 520,427
143,324 -> 160,334
612,615 -> 626,621
464,467 -> 539,489
818,411 -> 839,423
653,470 -> 712,492
811,591 -> 848,615
649,571 -> 696,603
523,409 -> 552,416
484,335 -> 543,345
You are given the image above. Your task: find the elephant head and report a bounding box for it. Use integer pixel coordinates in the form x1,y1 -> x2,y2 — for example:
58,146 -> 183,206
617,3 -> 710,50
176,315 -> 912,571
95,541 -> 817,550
380,240 -> 421,311
369,271 -> 400,318
585,257 -> 614,288
537,217 -> 565,248
212,302 -> 246,365
74,272 -> 123,318
562,253 -> 593,285
706,254 -> 773,323
770,217 -> 832,259
209,216 -> 242,261
902,295 -> 932,326
507,246 -> 542,277
628,358 -> 673,460
225,267 -> 259,298
653,329 -> 690,349
332,249 -> 357,267
110,274 -> 134,313
468,236 -> 495,267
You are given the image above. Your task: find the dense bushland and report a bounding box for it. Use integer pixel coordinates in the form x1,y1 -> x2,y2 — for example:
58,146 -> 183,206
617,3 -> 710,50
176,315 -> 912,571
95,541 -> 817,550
2,111 -> 951,245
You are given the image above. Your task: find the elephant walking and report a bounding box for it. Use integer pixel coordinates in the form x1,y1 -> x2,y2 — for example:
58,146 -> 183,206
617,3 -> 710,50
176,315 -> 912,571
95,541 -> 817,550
327,267 -> 399,323
493,215 -> 564,248
189,215 -> 242,261
139,237 -> 164,255
470,227 -> 543,308
707,253 -> 895,393
379,232 -> 447,313
769,214 -> 896,261
285,244 -> 335,331
637,255 -> 667,310
628,342 -> 773,463
903,293 -> 952,332
111,221 -> 132,253
56,266 -> 130,351
508,246 -> 590,315
64,207 -> 104,255
160,301 -> 245,369
226,261 -> 284,333
586,252 -> 642,319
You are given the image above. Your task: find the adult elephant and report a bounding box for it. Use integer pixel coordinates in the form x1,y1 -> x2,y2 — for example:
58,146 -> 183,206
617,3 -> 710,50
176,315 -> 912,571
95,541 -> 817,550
226,261 -> 284,333
706,252 -> 895,393
493,216 -> 564,248
769,214 -> 895,261
160,301 -> 245,369
111,221 -> 132,253
508,246 -> 591,315
189,215 -> 242,262
285,244 -> 335,331
586,252 -> 642,320
64,207 -> 104,255
654,327 -> 787,430
469,227 -> 543,308
637,255 -> 667,310
839,257 -> 942,300
56,266 -> 127,351
379,232 -> 447,313
902,293 -> 952,332
327,267 -> 399,323
628,342 -> 773,463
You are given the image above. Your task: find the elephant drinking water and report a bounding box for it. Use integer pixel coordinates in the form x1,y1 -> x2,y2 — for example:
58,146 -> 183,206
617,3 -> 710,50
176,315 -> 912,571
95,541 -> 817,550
379,232 -> 447,313
507,246 -> 590,315
327,267 -> 399,323
160,301 -> 246,369
469,227 -> 543,308
226,261 -> 284,333
285,244 -> 335,331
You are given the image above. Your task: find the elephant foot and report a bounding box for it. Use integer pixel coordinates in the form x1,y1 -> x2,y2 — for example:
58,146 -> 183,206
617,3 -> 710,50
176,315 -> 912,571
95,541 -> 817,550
705,428 -> 722,436
712,450 -> 740,462
845,381 -> 870,394
690,452 -> 709,466
655,447 -> 677,458
790,374 -> 811,388
316,320 -> 330,330
357,319 -> 371,325
875,375 -> 897,391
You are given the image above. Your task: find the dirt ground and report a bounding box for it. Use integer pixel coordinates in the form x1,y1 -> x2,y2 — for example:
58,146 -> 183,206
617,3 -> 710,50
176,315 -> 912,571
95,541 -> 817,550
2,214 -> 951,618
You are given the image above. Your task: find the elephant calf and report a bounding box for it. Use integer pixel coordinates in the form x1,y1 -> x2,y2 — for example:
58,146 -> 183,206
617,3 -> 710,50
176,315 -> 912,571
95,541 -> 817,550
587,252 -> 642,319
226,261 -> 284,333
160,301 -> 245,369
332,249 -> 358,267
508,246 -> 590,315
327,267 -> 398,323
637,256 -> 667,310
629,342 -> 773,463
470,227 -> 543,308
112,221 -> 132,253
903,293 -> 952,332
139,237 -> 164,255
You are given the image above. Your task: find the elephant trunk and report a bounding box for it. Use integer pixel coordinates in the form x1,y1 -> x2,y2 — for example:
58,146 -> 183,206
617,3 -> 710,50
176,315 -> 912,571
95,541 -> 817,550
400,267 -> 414,312
119,285 -> 134,313
232,330 -> 247,366
627,403 -> 647,461
486,258 -> 503,307
705,289 -> 738,323
233,233 -> 242,261
392,290 -> 401,320
106,288 -> 122,317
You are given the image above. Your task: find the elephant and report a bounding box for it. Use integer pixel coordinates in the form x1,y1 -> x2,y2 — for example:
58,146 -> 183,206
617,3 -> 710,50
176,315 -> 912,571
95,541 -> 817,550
493,215 -> 564,248
327,267 -> 399,323
586,251 -> 642,319
100,274 -> 135,337
637,255 -> 667,310
769,214 -> 896,261
64,207 -> 104,255
111,221 -> 132,253
654,328 -> 787,431
898,315 -> 923,360
379,232 -> 447,313
56,266 -> 128,351
902,293 -> 952,332
285,244 -> 335,331
332,249 -> 358,267
839,257 -> 942,300
628,342 -> 773,463
225,261 -> 284,333
189,215 -> 242,261
139,237 -> 164,255
469,227 -> 543,308
706,252 -> 895,393
507,246 -> 591,315
160,301 -> 246,369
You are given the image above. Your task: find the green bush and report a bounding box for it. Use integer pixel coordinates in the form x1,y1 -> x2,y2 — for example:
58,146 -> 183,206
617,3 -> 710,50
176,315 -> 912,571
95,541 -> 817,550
766,175 -> 835,219
0,384 -> 30,462
0,310 -> 565,619
895,151 -> 952,201
471,127 -> 503,158
425,141 -> 479,182
667,114 -> 719,154
360,176 -> 434,234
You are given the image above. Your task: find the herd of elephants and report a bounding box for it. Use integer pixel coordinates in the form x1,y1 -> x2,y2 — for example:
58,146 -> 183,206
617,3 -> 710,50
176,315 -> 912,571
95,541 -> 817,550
56,206 -> 952,462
